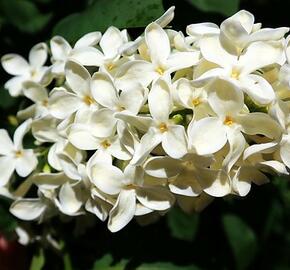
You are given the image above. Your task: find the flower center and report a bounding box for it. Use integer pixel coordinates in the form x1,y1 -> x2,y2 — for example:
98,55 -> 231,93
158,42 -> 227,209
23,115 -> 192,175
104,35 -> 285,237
42,99 -> 48,107
191,98 -> 201,106
83,95 -> 94,105
223,116 -> 234,126
101,140 -> 111,149
155,66 -> 165,75
15,150 -> 23,158
231,68 -> 240,79
159,122 -> 168,133
107,63 -> 115,71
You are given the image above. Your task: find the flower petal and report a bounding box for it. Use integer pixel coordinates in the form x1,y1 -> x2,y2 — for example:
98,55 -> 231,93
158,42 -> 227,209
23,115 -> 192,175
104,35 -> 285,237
0,156 -> 15,186
23,81 -> 48,103
29,42 -> 48,68
188,117 -> 227,155
50,36 -> 72,61
1,54 -> 30,76
70,47 -> 104,66
15,149 -> 38,177
13,119 -> 32,150
108,189 -> 136,232
0,130 -> 14,155
74,31 -> 102,48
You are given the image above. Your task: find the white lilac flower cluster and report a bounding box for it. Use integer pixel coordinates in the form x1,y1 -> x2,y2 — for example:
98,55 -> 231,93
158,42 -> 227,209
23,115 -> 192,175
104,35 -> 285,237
1,7 -> 290,232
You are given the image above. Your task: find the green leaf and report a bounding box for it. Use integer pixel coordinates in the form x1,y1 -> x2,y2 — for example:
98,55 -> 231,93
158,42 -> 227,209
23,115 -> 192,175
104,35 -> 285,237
0,203 -> 17,234
63,252 -> 73,270
137,262 -> 200,270
0,0 -> 52,33
53,0 -> 164,43
167,207 -> 199,241
29,248 -> 45,270
222,214 -> 258,270
92,254 -> 128,270
0,87 -> 17,109
188,0 -> 240,16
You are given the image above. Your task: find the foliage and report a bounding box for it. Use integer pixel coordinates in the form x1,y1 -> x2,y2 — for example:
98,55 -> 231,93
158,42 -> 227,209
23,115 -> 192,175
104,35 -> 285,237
0,0 -> 290,270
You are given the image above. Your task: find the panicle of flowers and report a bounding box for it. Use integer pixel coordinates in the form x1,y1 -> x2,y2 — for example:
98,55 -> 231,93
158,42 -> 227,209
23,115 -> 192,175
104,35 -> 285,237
1,7 -> 290,233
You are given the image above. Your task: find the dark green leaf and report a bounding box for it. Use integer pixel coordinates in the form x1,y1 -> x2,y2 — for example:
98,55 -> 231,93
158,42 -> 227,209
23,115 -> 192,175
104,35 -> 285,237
137,262 -> 200,270
188,0 -> 240,16
92,254 -> 128,270
0,0 -> 52,33
167,207 -> 199,241
222,214 -> 257,270
0,203 -> 17,234
29,248 -> 45,270
0,87 -> 17,109
53,0 -> 164,43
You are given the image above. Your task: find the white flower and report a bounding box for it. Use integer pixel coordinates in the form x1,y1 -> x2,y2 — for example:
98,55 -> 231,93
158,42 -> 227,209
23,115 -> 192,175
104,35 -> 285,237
1,43 -> 48,96
0,119 -> 38,186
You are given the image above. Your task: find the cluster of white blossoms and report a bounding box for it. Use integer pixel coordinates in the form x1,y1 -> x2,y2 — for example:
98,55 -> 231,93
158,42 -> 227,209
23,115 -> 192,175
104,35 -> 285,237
1,7 -> 290,232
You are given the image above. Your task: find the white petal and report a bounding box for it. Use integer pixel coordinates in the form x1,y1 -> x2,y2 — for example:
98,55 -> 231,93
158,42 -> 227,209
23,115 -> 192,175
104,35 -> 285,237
15,149 -> 38,177
259,160 -> 288,175
70,47 -> 104,66
199,36 -> 235,68
50,36 -> 72,60
144,156 -> 181,178
0,156 -> 15,186
91,163 -> 123,195
201,169 -> 231,197
100,26 -> 124,59
68,124 -> 99,150
65,60 -> 91,96
108,189 -> 136,232
162,125 -> 188,159
29,43 -> 48,68
10,199 -> 46,221
239,41 -> 284,74
109,137 -> 131,160
208,78 -> 244,116
131,129 -> 162,165
85,198 -> 110,221
115,60 -> 155,90
249,27 -> 289,44
166,51 -> 200,72
186,23 -> 219,36
136,186 -> 174,210
280,140 -> 290,169
243,141 -> 278,160
236,113 -> 282,139
91,72 -> 119,108
148,78 -> 172,122
239,75 -> 275,105
23,81 -> 48,103
58,183 -> 82,215
74,31 -> 102,48
0,130 -> 14,155
1,54 -> 30,76
4,76 -> 24,96
13,119 -> 32,150
89,108 -> 117,137
145,22 -> 170,65
115,112 -> 153,133
188,117 -> 227,155
155,6 -> 175,27
49,88 -> 82,119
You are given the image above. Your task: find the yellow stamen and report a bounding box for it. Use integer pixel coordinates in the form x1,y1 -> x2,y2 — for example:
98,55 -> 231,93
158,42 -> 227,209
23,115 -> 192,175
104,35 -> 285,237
15,150 -> 23,158
159,122 -> 168,133
223,116 -> 234,126
83,95 -> 94,105
42,100 -> 48,107
101,140 -> 111,149
231,68 -> 240,79
107,63 -> 115,71
156,67 -> 165,75
191,98 -> 201,106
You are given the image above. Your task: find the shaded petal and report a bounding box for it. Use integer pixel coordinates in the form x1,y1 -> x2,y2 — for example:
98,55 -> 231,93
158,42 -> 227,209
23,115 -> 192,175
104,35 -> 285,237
148,78 -> 172,122
13,119 -> 32,150
65,60 -> 91,96
280,140 -> 290,169
91,163 -> 123,195
74,31 -> 102,48
188,117 -> 227,155
1,54 -> 30,76
243,141 -> 278,160
0,130 -> 14,155
15,149 -> 38,177
0,156 -> 15,186
70,47 -> 104,66
108,189 -> 136,232
50,36 -> 72,60
162,125 -> 188,159
29,43 -> 48,68
236,112 -> 282,139
167,51 -> 200,72
10,199 -> 46,221
145,22 -> 170,65
91,72 -> 119,108
136,186 -> 175,210
23,81 -> 47,103
4,76 -> 24,96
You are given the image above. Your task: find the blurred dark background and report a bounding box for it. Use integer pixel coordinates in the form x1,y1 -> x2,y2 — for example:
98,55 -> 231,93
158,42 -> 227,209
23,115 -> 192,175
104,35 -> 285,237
0,0 -> 290,269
